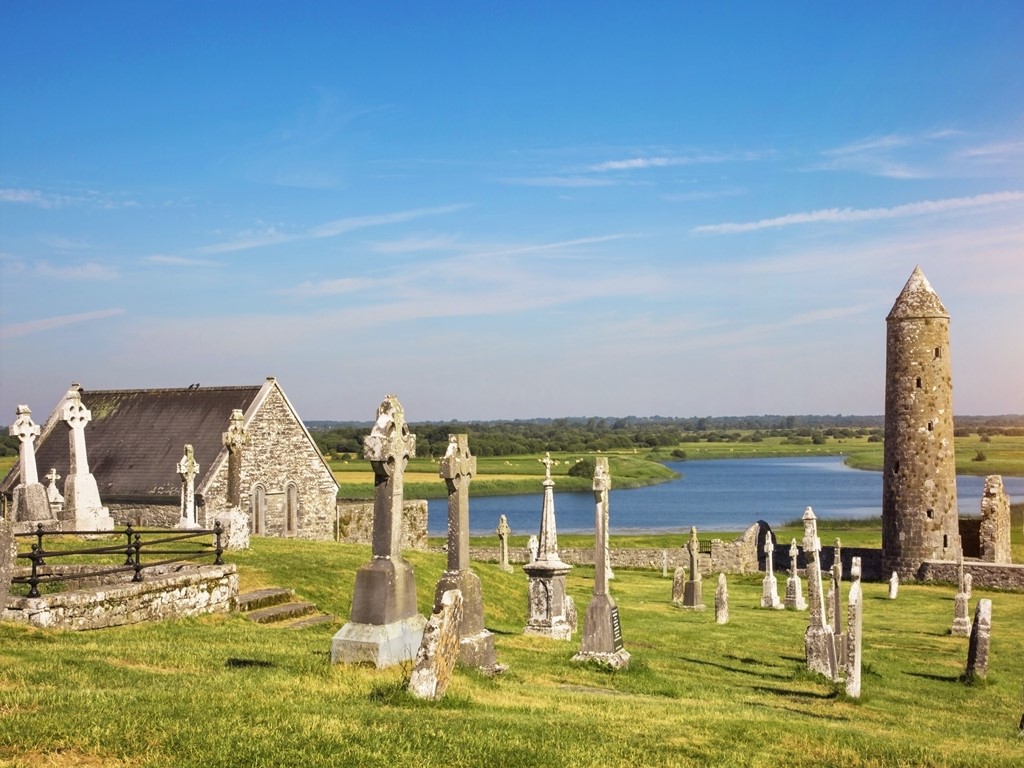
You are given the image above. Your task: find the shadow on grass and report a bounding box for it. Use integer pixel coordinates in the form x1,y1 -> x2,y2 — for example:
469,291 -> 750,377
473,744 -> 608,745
678,656 -> 790,681
751,685 -> 841,702
225,658 -> 274,669
904,671 -> 960,683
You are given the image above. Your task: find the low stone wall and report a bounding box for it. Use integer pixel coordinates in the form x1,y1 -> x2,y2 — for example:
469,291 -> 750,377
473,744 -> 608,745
2,562 -> 238,630
917,560 -> 1024,590
776,546 -> 884,582
336,499 -> 428,551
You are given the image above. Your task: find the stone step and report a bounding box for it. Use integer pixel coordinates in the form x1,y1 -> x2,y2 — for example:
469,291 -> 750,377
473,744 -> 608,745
234,588 -> 294,613
245,601 -> 316,625
285,613 -> 336,630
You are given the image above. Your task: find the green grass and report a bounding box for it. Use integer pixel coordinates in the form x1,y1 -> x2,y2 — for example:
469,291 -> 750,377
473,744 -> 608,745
3,530 -> 1024,767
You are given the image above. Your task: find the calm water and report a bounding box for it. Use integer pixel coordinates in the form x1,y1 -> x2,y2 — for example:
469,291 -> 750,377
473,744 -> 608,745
427,456 -> 1024,536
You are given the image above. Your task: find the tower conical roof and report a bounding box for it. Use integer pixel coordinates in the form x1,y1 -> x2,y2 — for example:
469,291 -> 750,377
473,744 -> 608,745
887,266 -> 948,320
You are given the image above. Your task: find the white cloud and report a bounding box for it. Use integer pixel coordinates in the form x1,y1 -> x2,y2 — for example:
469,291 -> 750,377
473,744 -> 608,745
822,134 -> 912,156
497,175 -> 616,187
368,234 -> 461,254
34,261 -> 119,280
0,186 -> 138,209
283,277 -> 375,297
146,255 -> 220,267
587,151 -> 766,173
0,308 -> 126,339
693,191 -> 1024,234
959,140 -> 1024,159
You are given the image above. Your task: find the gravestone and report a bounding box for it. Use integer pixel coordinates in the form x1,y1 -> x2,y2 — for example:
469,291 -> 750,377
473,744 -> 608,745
573,457 -> 629,668
527,535 -> 539,563
662,550 -> 668,578
432,434 -> 496,669
332,395 -> 426,667
8,405 -> 53,523
964,572 -> 973,600
888,571 -> 899,600
496,514 -> 513,573
409,589 -> 464,700
803,507 -> 838,679
671,566 -> 687,606
523,453 -> 575,640
963,598 -> 992,683
715,573 -> 729,624
845,557 -> 864,698
951,591 -> 971,637
216,410 -> 250,550
785,539 -> 807,610
176,444 -> 201,529
44,468 -> 64,517
0,518 -> 16,609
833,538 -> 843,580
680,527 -> 705,611
828,564 -> 843,632
60,391 -> 114,531
760,536 -> 783,609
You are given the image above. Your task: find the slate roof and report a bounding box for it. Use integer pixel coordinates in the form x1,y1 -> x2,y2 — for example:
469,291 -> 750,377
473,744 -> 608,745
2,385 -> 262,500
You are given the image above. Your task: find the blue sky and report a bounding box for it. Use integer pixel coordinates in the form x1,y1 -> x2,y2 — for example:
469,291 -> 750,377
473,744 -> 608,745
2,2 -> 1022,422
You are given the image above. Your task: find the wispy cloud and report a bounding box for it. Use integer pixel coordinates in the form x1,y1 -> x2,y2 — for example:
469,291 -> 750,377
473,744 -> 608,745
0,186 -> 139,209
283,277 -> 376,297
958,140 -> 1024,159
0,308 -> 126,339
497,175 -> 616,187
693,191 -> 1024,234
368,234 -> 462,254
145,255 -> 220,267
587,151 -> 767,173
34,261 -> 119,280
192,204 -> 469,255
822,134 -> 912,156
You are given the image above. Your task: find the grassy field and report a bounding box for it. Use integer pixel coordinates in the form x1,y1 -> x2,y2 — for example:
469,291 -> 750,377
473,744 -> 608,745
2,524 -> 1024,767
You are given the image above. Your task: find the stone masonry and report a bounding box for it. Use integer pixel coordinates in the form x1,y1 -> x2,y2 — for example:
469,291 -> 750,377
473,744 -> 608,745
978,475 -> 1011,564
882,267 -> 960,579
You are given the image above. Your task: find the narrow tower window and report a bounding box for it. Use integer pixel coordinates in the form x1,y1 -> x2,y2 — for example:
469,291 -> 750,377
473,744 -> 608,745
926,508 -> 933,519
893,461 -> 900,474
915,377 -> 922,389
934,347 -> 941,359
928,421 -> 934,432
943,534 -> 949,549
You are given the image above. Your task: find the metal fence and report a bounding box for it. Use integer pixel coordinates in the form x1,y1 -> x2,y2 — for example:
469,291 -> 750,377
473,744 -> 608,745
12,522 -> 224,598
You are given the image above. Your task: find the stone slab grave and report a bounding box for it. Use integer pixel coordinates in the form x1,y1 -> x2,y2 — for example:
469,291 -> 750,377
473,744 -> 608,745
523,453 -> 576,640
573,457 -> 629,669
715,573 -> 729,624
0,519 -> 16,609
671,566 -> 687,606
431,434 -> 497,670
802,507 -> 838,679
845,557 -> 864,698
963,598 -> 992,683
409,589 -> 464,701
331,395 -> 426,668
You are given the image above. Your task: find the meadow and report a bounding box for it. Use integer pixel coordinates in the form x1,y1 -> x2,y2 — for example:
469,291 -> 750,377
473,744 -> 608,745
1,518 -> 1023,767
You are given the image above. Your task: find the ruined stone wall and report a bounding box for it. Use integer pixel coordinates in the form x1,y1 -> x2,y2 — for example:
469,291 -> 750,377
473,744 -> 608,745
978,475 -> 1011,563
918,560 -> 1024,590
202,385 -> 338,540
710,524 -> 759,574
882,273 -> 961,579
2,562 -> 237,630
336,499 -> 428,551
107,501 -> 180,528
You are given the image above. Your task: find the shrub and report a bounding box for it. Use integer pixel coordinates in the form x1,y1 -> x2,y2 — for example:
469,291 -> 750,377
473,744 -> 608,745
972,450 -> 987,462
671,449 -> 688,460
567,458 -> 596,478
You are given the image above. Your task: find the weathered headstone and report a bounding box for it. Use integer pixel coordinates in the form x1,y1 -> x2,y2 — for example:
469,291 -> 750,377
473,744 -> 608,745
964,572 -> 973,600
845,557 -> 864,698
432,434 -> 496,669
785,539 -> 807,611
496,514 -> 513,573
803,507 -> 838,679
761,536 -> 783,609
216,410 -> 250,550
662,550 -> 668,578
963,598 -> 992,683
828,563 -> 844,632
671,566 -> 686,605
332,395 -> 426,668
60,391 -> 114,531
979,475 -> 1011,563
523,453 -> 575,640
574,457 -> 629,668
680,527 -> 705,611
0,518 -> 16,609
8,405 -> 53,523
527,535 -> 539,563
176,444 -> 201,529
833,538 -> 843,580
409,589 -> 464,700
951,591 -> 971,637
44,468 -> 64,517
888,571 -> 899,600
715,573 -> 729,624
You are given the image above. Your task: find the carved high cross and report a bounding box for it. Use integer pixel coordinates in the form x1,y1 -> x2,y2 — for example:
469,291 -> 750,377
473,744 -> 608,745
10,405 -> 41,485
45,468 -> 61,486
61,392 -> 93,476
687,526 -> 700,573
593,456 -> 612,595
178,444 -> 200,527
222,409 -> 247,452
177,444 -> 199,482
363,394 -> 416,559
789,539 -> 799,577
541,452 -> 554,482
440,434 -> 476,571
222,409 -> 247,507
764,536 -> 775,573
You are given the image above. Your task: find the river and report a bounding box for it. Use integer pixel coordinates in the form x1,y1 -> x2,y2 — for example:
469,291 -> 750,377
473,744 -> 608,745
426,456 -> 1024,536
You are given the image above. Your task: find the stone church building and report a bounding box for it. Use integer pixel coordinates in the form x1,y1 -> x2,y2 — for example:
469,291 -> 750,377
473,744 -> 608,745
1,377 -> 339,539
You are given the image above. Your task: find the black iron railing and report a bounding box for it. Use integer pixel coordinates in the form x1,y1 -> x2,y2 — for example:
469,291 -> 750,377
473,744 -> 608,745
12,522 -> 224,598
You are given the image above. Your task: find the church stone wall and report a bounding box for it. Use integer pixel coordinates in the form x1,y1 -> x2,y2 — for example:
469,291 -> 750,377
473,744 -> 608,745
336,499 -> 428,551
202,385 -> 338,540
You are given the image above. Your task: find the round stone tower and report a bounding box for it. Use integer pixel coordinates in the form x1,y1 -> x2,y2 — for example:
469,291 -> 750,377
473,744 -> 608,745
882,266 -> 960,578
